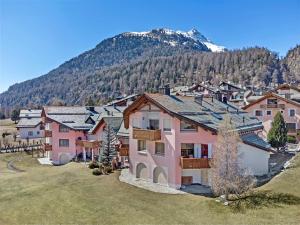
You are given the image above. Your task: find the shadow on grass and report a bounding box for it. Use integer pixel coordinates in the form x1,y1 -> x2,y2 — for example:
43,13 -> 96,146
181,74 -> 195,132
230,191 -> 300,212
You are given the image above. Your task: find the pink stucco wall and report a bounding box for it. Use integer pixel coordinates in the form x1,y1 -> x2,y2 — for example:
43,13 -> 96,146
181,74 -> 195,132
244,97 -> 300,138
128,105 -> 217,188
49,121 -> 86,162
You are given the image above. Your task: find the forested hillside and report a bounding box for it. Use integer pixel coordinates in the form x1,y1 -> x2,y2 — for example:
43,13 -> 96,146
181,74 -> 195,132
0,28 -> 299,107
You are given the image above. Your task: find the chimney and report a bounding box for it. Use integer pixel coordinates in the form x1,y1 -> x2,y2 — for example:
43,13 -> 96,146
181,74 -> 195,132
215,91 -> 222,102
164,84 -> 170,96
194,95 -> 203,105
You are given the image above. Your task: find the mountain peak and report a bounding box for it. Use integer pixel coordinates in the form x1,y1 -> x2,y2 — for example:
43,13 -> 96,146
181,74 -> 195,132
125,28 -> 225,52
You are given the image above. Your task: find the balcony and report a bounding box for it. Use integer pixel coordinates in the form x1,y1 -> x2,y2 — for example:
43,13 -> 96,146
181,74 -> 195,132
260,104 -> 285,109
76,140 -> 100,148
180,157 -> 210,169
43,144 -> 52,151
118,144 -> 129,156
45,130 -> 52,137
132,128 -> 161,141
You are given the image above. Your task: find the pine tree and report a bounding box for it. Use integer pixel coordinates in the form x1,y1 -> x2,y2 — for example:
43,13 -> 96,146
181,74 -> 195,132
11,109 -> 20,124
86,97 -> 95,106
100,125 -> 117,166
267,112 -> 288,151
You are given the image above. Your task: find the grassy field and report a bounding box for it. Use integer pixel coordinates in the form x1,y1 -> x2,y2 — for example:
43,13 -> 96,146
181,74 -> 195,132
0,153 -> 299,225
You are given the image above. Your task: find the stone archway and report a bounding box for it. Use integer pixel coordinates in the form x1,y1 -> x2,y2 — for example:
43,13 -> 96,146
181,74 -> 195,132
153,166 -> 168,185
136,163 -> 147,179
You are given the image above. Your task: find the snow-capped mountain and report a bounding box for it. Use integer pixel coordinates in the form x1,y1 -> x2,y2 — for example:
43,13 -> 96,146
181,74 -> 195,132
124,28 -> 225,52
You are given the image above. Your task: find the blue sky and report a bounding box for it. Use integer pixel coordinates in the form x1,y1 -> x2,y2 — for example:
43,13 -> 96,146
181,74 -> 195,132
0,0 -> 299,93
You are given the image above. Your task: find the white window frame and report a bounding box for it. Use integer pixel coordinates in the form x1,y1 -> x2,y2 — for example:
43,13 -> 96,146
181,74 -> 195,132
155,142 -> 165,156
163,119 -> 171,132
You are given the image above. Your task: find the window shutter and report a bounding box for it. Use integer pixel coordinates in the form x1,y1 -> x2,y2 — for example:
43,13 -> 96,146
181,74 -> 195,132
208,144 -> 212,158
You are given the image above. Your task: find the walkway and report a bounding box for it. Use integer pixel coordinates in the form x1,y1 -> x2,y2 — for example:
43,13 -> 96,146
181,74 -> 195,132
119,169 -> 185,194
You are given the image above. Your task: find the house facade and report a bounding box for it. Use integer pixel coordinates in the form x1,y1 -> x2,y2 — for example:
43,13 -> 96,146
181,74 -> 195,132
243,91 -> 300,140
124,93 -> 271,189
42,106 -> 128,165
17,109 -> 44,139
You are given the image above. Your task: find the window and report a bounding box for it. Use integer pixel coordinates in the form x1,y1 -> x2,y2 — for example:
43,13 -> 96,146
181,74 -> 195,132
155,142 -> 165,156
286,123 -> 296,132
267,99 -> 277,105
59,125 -> 69,132
137,140 -> 146,151
180,121 -> 197,131
289,109 -> 295,117
37,131 -> 40,135
59,139 -> 69,147
181,143 -> 194,157
149,119 -> 159,130
28,131 -> 33,136
163,119 -> 171,131
255,110 -> 263,117
201,144 -> 208,158
266,110 -> 272,116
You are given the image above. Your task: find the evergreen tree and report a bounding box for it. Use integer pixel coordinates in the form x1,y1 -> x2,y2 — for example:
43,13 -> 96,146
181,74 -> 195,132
100,125 -> 117,166
11,109 -> 20,124
267,112 -> 288,151
85,97 -> 95,106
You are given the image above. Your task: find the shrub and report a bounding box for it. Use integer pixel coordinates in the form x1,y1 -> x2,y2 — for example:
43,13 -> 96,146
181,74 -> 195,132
287,135 -> 297,144
103,165 -> 113,174
92,168 -> 102,176
88,161 -> 99,169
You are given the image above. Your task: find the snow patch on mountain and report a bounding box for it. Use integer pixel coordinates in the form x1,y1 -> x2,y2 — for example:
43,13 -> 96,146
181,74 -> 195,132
126,28 -> 225,52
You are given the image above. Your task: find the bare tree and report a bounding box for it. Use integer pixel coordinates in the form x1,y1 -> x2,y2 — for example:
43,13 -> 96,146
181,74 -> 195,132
211,115 -> 256,201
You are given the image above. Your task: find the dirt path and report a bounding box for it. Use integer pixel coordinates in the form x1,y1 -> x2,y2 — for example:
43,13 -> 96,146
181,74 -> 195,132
6,158 -> 25,172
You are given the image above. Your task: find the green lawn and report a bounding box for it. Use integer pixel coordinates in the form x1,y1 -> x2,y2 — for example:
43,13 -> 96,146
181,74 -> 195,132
0,152 -> 299,225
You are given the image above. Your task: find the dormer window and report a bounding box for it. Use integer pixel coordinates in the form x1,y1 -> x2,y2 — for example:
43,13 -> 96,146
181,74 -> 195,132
180,120 -> 197,132
59,124 -> 69,132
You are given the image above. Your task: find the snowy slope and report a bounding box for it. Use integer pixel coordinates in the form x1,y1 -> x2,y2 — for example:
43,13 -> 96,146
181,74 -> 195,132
126,28 -> 225,52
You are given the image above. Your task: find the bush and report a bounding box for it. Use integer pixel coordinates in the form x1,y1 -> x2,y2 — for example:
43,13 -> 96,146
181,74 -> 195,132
103,165 -> 113,174
92,168 -> 102,176
88,161 -> 99,169
287,135 -> 297,144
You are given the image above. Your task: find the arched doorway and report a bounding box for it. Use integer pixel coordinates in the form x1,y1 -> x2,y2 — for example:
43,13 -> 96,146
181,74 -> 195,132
136,163 -> 147,179
153,167 -> 168,185
59,153 -> 70,165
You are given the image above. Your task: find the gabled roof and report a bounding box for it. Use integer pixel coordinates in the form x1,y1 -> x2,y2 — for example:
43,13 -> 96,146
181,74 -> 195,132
19,109 -> 42,118
242,92 -> 300,110
273,83 -> 300,93
124,93 -> 263,133
241,133 -> 273,152
16,118 -> 42,128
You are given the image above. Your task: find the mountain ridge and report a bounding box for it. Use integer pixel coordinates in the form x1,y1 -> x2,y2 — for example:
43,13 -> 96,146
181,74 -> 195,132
0,29 -> 299,108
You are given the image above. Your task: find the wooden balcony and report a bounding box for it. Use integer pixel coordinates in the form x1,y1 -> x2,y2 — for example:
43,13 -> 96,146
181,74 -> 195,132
118,144 -> 129,156
43,144 -> 52,151
132,128 -> 161,141
45,130 -> 52,137
76,140 -> 100,148
180,157 -> 210,169
260,104 -> 285,109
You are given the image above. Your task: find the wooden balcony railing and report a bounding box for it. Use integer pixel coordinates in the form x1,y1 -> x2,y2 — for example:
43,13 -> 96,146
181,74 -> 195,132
180,157 -> 210,169
76,140 -> 100,148
260,104 -> 285,109
45,130 -> 52,137
132,128 -> 161,141
118,144 -> 129,156
43,144 -> 52,151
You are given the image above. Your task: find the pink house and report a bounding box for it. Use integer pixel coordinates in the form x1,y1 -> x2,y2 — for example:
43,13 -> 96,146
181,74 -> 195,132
243,88 -> 300,140
124,93 -> 272,189
42,106 -> 128,165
